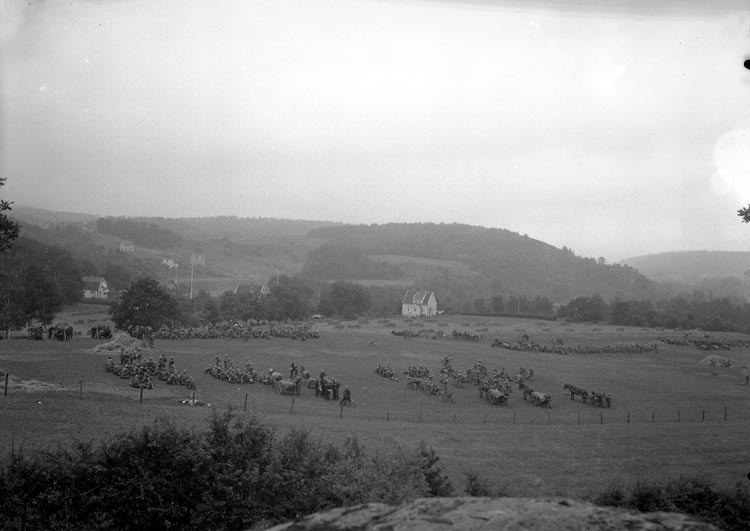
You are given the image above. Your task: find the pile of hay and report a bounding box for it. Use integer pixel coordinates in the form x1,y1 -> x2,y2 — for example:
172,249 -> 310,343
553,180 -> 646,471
699,354 -> 732,367
89,332 -> 149,357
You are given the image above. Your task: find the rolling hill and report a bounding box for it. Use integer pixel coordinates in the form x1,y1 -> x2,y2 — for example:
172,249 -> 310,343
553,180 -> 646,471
621,251 -> 750,283
12,207 -> 666,306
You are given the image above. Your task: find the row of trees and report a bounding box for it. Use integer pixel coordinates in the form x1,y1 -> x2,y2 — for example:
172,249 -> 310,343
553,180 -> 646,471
111,275 -> 318,330
472,294 -> 554,315
558,293 -> 750,333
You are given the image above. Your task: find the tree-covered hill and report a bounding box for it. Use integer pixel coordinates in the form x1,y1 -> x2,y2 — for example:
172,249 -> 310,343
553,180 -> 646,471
621,250 -> 750,283
304,223 -> 661,308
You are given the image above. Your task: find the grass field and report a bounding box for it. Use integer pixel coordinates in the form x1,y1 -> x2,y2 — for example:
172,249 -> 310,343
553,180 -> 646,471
2,306 -> 750,498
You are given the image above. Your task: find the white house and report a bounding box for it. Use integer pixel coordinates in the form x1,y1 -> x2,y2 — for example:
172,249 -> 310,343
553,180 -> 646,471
82,276 -> 110,300
119,240 -> 135,253
401,289 -> 438,317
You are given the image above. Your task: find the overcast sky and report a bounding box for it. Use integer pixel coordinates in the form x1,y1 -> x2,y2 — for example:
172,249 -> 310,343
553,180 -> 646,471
2,0 -> 750,261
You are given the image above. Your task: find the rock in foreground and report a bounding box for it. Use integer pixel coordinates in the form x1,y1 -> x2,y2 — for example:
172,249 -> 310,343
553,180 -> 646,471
266,497 -> 719,531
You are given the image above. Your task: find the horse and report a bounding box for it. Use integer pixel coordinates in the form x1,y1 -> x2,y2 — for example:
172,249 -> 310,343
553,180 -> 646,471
563,383 -> 588,403
519,381 -> 534,401
277,377 -> 301,395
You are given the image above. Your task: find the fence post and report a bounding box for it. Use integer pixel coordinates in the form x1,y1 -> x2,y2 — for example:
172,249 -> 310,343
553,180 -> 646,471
724,406 -> 727,421
290,397 -> 295,415
79,380 -> 83,400
577,410 -> 580,425
600,411 -> 603,425
386,409 -> 389,422
677,411 -> 680,423
652,412 -> 655,423
627,411 -> 630,424
139,387 -> 143,404
4,372 -> 8,396
244,393 -> 248,412
701,409 -> 705,422
339,403 -> 343,418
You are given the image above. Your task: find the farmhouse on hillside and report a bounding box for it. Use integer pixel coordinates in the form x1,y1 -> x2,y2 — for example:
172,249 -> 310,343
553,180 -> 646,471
119,240 -> 135,253
401,289 -> 438,317
82,276 -> 110,300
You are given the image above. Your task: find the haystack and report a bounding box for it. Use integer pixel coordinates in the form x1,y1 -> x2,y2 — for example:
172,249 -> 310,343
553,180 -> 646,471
699,354 -> 731,367
89,332 -> 149,357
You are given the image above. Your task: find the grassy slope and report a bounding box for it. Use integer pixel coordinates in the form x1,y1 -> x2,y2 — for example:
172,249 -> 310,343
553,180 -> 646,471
1,306 -> 750,498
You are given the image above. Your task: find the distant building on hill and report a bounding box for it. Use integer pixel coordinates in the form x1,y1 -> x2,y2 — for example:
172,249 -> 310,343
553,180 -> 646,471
402,289 -> 438,317
82,276 -> 109,300
119,240 -> 135,253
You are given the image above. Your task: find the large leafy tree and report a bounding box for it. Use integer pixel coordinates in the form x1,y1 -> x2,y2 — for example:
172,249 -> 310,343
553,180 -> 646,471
0,178 -> 20,253
110,277 -> 181,330
0,238 -> 81,332
325,281 -> 372,319
265,275 -> 314,322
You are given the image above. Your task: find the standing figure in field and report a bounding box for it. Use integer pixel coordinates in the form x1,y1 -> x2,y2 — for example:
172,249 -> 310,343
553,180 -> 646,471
340,385 -> 353,406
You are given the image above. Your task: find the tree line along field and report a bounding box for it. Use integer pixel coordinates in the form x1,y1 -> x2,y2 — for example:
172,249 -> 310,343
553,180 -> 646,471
2,306 -> 750,498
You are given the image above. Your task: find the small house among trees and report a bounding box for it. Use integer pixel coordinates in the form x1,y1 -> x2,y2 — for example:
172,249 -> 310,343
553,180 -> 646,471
119,240 -> 135,253
82,276 -> 109,300
402,289 -> 438,317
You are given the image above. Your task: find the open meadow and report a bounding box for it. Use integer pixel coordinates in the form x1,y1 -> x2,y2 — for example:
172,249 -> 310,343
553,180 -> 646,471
2,304 -> 750,498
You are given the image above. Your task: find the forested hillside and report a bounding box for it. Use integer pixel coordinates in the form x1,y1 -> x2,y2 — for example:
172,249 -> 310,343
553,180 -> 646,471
622,251 -> 750,282
138,215 -> 338,243
304,223 -> 661,309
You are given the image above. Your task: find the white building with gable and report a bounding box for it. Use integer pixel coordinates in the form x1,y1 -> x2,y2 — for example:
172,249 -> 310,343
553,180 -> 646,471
401,289 -> 438,317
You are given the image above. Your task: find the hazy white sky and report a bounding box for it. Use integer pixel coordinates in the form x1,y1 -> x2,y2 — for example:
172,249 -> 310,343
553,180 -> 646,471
2,0 -> 750,261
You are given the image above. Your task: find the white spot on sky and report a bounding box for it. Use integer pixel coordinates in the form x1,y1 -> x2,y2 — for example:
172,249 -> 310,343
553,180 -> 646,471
38,85 -> 46,91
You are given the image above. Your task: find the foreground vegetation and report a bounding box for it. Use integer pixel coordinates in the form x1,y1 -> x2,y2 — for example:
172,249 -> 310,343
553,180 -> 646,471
1,411 -> 748,531
0,411 -> 452,531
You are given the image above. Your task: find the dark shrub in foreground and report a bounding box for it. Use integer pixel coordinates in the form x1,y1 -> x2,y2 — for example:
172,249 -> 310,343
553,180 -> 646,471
0,411 -> 452,531
592,475 -> 750,531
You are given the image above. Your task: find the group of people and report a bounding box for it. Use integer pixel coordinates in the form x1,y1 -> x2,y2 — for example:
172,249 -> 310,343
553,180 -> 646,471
105,351 -> 195,390
151,323 -> 321,341
492,338 -> 657,356
205,354 -> 257,384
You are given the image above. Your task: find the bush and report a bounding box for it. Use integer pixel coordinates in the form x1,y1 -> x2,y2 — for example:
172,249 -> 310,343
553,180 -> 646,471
463,472 -> 509,498
592,475 -> 750,531
0,411 -> 453,531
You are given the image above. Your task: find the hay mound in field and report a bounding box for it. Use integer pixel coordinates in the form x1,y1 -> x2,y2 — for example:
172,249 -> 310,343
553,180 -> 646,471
89,332 -> 149,356
699,354 -> 731,367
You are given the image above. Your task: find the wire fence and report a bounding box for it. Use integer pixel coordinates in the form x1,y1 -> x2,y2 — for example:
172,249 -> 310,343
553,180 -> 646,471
4,371 -> 749,427
232,391 -> 750,427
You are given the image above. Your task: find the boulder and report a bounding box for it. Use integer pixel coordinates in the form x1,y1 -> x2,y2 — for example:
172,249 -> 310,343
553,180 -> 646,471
265,497 -> 719,531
